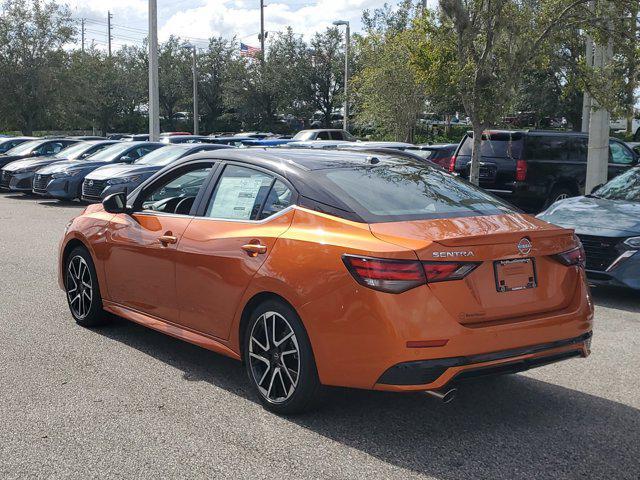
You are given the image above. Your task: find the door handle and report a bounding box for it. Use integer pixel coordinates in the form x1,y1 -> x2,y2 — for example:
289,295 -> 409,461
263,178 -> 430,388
158,234 -> 178,246
241,242 -> 267,257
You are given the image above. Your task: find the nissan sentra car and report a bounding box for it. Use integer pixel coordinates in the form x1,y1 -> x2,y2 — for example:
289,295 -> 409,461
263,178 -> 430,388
81,143 -> 233,203
33,142 -> 163,200
538,166 -> 640,290
0,138 -> 79,170
1,140 -> 118,192
59,149 -> 593,414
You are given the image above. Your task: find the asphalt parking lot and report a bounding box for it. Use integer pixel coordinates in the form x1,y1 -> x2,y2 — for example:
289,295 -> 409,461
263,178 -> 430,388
0,193 -> 638,480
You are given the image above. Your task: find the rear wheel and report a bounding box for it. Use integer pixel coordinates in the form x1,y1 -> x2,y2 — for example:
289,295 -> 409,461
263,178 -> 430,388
243,300 -> 322,414
64,246 -> 110,327
545,186 -> 574,208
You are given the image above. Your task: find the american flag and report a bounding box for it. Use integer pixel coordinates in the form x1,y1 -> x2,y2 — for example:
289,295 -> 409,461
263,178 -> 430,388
240,43 -> 261,58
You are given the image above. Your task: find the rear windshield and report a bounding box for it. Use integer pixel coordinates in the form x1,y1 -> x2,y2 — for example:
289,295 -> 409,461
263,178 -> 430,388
317,160 -> 516,223
458,133 -> 523,159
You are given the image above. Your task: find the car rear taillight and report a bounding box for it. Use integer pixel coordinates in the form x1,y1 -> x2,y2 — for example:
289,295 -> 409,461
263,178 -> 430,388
515,159 -> 527,181
342,255 -> 425,293
448,155 -> 457,173
552,245 -> 586,267
422,261 -> 480,283
343,255 -> 480,293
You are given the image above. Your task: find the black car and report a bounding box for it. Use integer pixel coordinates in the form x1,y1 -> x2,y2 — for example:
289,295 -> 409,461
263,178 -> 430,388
451,130 -> 639,212
1,140 -> 119,192
0,137 -> 36,154
407,144 -> 458,168
0,138 -> 80,170
81,143 -> 233,202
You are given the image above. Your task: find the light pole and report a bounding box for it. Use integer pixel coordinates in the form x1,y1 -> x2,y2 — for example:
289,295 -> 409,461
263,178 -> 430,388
182,43 -> 199,135
148,0 -> 160,141
333,20 -> 350,132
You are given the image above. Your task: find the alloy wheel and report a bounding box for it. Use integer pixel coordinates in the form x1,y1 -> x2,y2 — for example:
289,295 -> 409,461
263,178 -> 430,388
248,311 -> 300,404
555,193 -> 569,201
66,255 -> 93,319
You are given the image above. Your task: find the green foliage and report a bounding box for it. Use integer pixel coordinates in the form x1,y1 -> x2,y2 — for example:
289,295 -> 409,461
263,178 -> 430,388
0,0 -> 74,134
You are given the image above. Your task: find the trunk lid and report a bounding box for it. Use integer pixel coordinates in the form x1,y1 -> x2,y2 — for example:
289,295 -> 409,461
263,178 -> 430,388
370,214 -> 580,326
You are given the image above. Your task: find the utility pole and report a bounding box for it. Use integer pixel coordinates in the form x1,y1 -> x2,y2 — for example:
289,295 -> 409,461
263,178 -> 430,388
81,18 -> 85,53
333,20 -> 350,132
148,0 -> 160,141
107,11 -> 113,56
259,0 -> 265,60
586,10 -> 613,193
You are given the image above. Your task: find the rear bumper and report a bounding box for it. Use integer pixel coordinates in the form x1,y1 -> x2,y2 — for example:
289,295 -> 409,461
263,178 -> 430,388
376,332 -> 591,389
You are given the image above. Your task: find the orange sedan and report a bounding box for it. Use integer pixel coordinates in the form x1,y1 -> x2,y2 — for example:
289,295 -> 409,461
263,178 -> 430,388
59,149 -> 593,414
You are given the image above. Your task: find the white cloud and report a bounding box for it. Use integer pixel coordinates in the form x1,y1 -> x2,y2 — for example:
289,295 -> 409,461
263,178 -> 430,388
58,0 -> 417,49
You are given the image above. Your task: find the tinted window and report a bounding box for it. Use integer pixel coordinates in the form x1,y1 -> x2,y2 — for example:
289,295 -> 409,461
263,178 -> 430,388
610,141 -> 634,165
566,137 -> 588,162
458,133 -> 524,158
595,167 -> 640,201
317,160 -> 516,223
258,180 -> 293,220
37,142 -> 66,155
0,139 -> 23,153
526,136 -> 570,161
317,131 -> 331,140
141,166 -> 212,214
206,165 -> 274,220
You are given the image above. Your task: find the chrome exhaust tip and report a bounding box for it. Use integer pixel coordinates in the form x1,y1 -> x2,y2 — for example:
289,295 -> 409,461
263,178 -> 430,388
424,387 -> 457,404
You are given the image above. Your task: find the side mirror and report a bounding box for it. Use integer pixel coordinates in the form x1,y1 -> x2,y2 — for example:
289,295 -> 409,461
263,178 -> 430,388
120,155 -> 134,164
102,192 -> 128,214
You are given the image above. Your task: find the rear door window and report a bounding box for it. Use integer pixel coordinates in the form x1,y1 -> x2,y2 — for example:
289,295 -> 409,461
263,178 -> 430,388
526,136 -> 570,161
205,165 -> 275,221
317,131 -> 331,140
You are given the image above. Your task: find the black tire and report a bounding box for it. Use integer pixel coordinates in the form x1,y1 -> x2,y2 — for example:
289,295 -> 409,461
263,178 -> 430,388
545,186 -> 575,209
64,246 -> 110,327
243,299 -> 322,415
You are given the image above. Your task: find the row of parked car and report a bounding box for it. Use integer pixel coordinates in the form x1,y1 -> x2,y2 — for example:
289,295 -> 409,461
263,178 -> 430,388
1,128 -> 639,290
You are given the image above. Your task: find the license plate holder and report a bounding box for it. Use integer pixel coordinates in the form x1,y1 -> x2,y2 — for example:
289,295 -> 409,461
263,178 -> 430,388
494,258 -> 537,292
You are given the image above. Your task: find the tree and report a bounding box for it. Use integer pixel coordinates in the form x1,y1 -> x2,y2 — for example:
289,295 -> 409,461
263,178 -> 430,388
307,28 -> 345,127
158,36 -> 191,131
353,8 -> 427,141
199,37 -> 237,132
0,0 -> 74,134
413,0 -> 632,184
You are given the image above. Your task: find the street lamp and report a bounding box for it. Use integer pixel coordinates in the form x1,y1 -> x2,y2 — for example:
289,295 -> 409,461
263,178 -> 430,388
182,43 -> 199,135
333,20 -> 350,132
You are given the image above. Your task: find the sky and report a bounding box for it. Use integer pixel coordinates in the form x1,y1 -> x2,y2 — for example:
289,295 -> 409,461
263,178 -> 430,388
60,0 -> 437,51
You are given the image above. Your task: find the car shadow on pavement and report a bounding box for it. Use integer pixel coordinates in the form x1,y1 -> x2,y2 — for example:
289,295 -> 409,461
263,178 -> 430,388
96,316 -> 640,480
591,286 -> 639,314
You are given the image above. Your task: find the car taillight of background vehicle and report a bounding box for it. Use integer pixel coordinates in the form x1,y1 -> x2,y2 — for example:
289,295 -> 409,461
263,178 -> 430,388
342,255 -> 479,293
448,155 -> 457,173
516,159 -> 527,181
552,245 -> 586,267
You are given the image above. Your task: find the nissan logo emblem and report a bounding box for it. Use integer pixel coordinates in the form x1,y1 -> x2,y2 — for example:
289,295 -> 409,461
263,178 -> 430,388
88,180 -> 94,186
517,238 -> 532,255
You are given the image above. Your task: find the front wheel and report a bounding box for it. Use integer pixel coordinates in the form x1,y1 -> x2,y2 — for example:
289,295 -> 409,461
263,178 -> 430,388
64,246 -> 110,327
243,300 -> 322,414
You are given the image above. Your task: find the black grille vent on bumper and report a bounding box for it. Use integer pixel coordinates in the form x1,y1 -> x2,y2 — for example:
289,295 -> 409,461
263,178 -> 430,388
0,171 -> 13,189
82,179 -> 107,200
33,174 -> 52,193
577,234 -> 622,272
